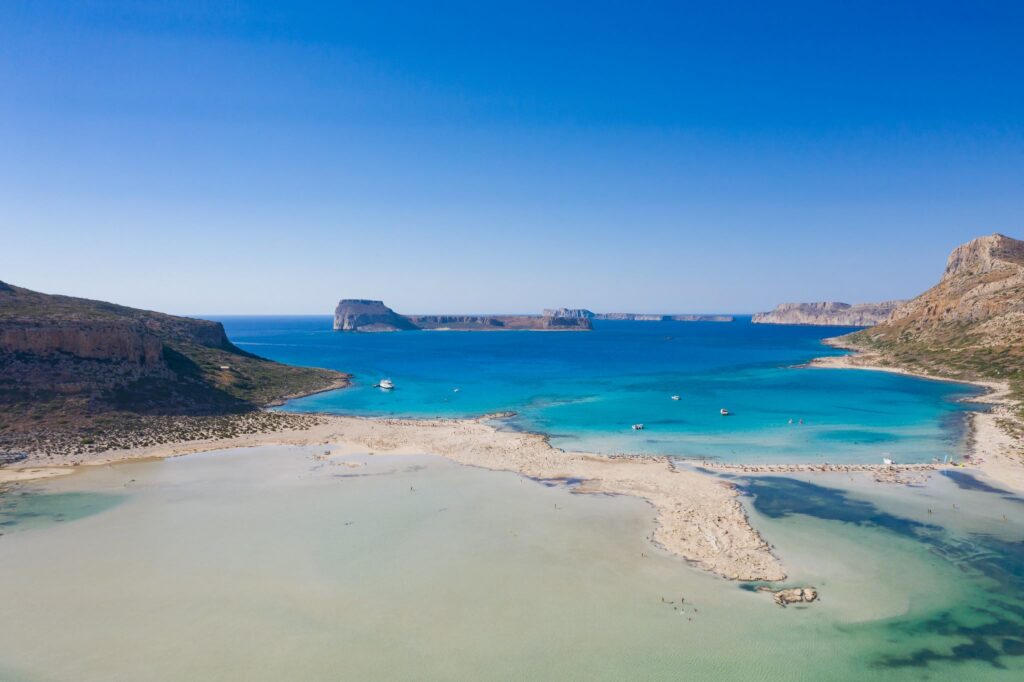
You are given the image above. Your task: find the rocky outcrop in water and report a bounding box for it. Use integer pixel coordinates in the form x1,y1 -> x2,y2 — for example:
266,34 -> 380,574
333,300 -> 419,332
752,301 -> 903,327
757,585 -> 818,606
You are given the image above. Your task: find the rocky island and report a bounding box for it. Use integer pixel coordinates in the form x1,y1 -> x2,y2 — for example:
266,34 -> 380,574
752,301 -> 903,326
331,301 -> 737,331
333,300 -> 592,331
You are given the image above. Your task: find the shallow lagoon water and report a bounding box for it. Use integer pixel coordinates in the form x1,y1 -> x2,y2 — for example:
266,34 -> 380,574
220,316 -> 981,464
0,448 -> 1022,680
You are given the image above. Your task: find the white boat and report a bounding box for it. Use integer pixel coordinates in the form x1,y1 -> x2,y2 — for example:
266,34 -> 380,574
378,379 -> 394,390
631,423 -> 645,430
671,395 -> 681,401
720,408 -> 729,416
882,457 -> 894,465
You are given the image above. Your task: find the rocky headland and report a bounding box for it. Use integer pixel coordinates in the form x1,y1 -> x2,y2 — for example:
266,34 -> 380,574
0,282 -> 348,455
838,234 -> 1024,403
817,233 -> 1024,487
752,301 -> 904,327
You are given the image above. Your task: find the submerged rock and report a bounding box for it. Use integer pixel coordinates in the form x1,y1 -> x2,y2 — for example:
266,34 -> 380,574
756,585 -> 819,607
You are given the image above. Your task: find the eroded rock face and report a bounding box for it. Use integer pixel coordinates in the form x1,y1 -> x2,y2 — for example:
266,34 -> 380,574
0,281 -> 347,413
888,233 -> 1024,327
542,308 -> 594,319
0,321 -> 164,367
842,234 -> 1024,360
333,300 -> 418,332
411,315 -> 506,329
752,301 -> 903,327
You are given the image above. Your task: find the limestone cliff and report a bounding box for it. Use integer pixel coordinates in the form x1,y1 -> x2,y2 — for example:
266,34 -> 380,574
0,281 -> 347,423
752,301 -> 903,327
841,234 -> 1024,394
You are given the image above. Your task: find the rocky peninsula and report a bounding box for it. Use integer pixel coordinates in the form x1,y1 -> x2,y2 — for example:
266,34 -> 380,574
752,301 -> 903,326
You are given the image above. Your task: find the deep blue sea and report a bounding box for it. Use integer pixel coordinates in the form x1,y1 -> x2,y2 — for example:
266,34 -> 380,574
218,316 -> 983,464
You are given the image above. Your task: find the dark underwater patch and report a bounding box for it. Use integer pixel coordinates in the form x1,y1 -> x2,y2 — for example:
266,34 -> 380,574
941,470 -> 1024,505
0,490 -> 125,533
739,476 -> 1024,671
527,476 -> 585,488
738,476 -> 939,540
942,470 -> 1009,494
814,429 -> 899,445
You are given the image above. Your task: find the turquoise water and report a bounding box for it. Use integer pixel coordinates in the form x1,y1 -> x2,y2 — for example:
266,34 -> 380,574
220,316 -> 982,464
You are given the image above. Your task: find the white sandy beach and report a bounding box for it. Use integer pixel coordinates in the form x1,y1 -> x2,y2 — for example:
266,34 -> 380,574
4,351 -> 1022,584
5,414 -> 784,581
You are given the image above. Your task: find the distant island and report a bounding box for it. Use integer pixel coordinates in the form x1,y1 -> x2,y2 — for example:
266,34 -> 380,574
542,308 -> 732,321
591,312 -> 734,322
0,281 -> 347,457
752,301 -> 903,327
333,300 -> 593,332
334,301 -> 733,332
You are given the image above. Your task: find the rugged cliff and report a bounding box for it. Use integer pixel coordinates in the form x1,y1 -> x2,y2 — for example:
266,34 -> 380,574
752,301 -> 903,327
541,308 -> 594,319
0,281 -> 348,431
840,234 -> 1024,398
333,300 -> 419,332
333,300 -> 592,331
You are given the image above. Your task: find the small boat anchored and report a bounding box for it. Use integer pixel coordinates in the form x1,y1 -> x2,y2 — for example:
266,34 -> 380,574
671,395 -> 681,401
719,408 -> 730,416
631,423 -> 645,431
376,379 -> 395,390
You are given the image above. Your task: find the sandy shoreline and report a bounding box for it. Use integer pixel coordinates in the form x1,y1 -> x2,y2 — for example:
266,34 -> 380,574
808,350 -> 1024,493
2,414 -> 786,582
4,346 -> 1022,583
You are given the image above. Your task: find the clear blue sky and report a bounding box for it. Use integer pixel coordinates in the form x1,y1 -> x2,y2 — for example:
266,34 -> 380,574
2,1 -> 1022,315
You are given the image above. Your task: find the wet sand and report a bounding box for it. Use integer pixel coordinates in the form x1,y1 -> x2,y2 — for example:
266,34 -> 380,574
57,415 -> 784,581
